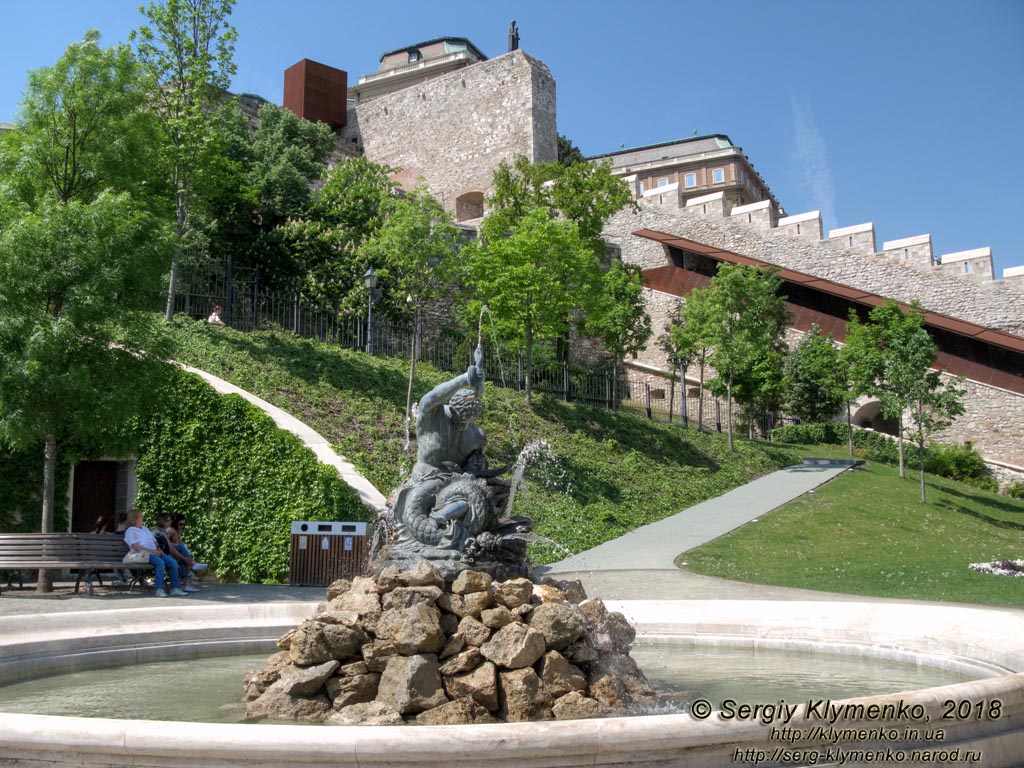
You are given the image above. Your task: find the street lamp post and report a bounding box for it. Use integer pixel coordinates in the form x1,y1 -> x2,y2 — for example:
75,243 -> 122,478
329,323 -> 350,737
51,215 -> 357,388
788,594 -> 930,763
364,268 -> 380,354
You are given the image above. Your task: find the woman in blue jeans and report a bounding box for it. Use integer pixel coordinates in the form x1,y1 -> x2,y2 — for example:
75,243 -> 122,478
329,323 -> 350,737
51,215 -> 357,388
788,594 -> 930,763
123,509 -> 186,597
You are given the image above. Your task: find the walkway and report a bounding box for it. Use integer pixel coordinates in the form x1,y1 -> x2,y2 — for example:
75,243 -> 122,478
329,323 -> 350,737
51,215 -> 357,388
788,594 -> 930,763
542,461 -> 853,572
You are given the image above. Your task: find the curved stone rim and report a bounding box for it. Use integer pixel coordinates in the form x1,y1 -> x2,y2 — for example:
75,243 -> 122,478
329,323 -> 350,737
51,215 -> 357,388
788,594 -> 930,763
1,599 -> 1022,768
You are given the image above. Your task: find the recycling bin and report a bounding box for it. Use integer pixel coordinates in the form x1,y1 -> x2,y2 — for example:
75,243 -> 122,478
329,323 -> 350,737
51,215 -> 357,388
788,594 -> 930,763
289,521 -> 370,586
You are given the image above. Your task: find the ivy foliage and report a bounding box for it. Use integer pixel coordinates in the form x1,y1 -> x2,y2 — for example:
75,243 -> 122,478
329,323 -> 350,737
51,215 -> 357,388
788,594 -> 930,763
0,446 -> 71,533
133,367 -> 369,583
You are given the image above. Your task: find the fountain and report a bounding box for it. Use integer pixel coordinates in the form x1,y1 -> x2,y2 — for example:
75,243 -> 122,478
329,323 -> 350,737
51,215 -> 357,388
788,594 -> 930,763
2,348 -> 1023,764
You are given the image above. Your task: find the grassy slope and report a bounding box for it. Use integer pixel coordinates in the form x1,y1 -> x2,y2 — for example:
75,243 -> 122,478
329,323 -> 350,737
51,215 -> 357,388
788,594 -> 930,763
685,454 -> 1024,607
168,319 -> 800,563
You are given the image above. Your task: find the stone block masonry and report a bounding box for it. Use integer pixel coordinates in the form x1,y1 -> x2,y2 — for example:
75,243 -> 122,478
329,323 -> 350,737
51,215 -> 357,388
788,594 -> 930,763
355,51 -> 557,217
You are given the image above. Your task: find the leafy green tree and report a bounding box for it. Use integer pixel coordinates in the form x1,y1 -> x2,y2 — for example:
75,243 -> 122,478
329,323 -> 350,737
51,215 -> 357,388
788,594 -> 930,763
689,264 -> 789,450
360,187 -> 463,435
2,30 -> 159,209
844,300 -> 954,483
249,102 -> 335,222
783,325 -> 846,424
907,372 -> 966,502
586,260 -> 652,397
466,207 -> 597,403
467,155 -> 634,398
556,133 -> 585,167
276,156 -> 397,309
132,0 -> 239,321
0,194 -> 172,584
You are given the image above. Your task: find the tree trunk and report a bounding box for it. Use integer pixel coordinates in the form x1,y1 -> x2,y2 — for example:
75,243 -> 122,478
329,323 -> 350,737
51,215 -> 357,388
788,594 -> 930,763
846,400 -> 854,456
697,350 -> 706,432
37,433 -> 57,593
897,414 -> 905,479
667,370 -> 675,423
404,308 -> 420,452
680,364 -> 688,427
919,437 -> 926,503
524,315 -> 533,405
726,373 -> 735,451
165,194 -> 187,323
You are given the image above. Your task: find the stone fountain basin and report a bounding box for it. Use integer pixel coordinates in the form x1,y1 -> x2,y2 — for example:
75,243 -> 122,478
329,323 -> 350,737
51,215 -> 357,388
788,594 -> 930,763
1,599 -> 1022,767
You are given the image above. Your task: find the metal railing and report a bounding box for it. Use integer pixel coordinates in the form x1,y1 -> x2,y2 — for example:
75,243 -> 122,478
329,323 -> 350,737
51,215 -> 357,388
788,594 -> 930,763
172,279 -> 775,437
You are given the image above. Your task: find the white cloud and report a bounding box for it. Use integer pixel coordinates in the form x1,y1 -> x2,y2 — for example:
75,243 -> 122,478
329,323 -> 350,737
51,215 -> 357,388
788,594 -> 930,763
790,96 -> 838,232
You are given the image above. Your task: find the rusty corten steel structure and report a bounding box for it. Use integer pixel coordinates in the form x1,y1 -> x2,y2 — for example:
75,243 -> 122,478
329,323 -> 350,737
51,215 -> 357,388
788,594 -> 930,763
283,59 -> 347,130
634,229 -> 1024,396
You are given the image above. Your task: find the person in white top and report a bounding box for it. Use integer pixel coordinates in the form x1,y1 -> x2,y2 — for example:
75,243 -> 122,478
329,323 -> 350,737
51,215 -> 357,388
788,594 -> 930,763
123,509 -> 187,597
207,306 -> 225,326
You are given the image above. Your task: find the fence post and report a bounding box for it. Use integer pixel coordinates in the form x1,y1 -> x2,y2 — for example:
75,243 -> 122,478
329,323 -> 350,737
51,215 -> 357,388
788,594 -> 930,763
605,372 -> 612,410
563,362 -> 569,402
224,253 -> 233,327
715,399 -> 722,433
645,382 -> 652,419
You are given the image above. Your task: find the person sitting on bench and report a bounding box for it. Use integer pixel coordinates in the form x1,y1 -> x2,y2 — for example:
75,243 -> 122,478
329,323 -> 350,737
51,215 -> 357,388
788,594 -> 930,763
124,509 -> 187,598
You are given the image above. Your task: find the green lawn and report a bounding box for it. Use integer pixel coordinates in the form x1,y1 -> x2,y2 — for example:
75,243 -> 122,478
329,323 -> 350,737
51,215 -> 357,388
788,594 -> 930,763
684,456 -> 1024,607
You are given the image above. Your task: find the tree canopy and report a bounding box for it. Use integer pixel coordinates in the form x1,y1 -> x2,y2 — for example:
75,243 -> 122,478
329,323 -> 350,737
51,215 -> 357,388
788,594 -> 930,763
783,324 -> 846,424
686,264 -> 789,450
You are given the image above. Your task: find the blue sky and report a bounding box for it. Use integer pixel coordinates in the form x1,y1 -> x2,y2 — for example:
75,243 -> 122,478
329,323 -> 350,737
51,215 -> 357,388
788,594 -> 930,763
2,0 -> 1022,278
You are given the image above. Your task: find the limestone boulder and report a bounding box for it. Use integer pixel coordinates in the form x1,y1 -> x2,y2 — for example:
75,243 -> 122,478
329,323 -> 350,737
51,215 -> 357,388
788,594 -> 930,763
536,651 -> 586,699
531,583 -> 567,604
275,659 -> 339,697
480,622 -> 547,669
528,602 -> 586,651
375,566 -> 403,593
439,647 -> 483,676
328,700 -> 404,726
587,653 -> 656,707
375,654 -> 448,714
498,667 -> 551,722
330,590 -> 382,632
415,697 -> 497,725
397,560 -> 444,589
246,690 -> 332,723
436,592 -> 468,617
326,672 -> 380,709
552,691 -> 608,720
480,605 -> 515,630
349,576 -> 380,594
553,578 -> 587,604
491,577 -> 533,609
361,639 -> 398,672
276,628 -> 295,651
382,585 -> 443,611
579,598 -> 636,652
443,660 -> 499,711
452,570 -> 493,595
326,578 -> 351,601
455,615 -> 491,647
461,590 -> 495,617
289,619 -> 366,665
374,603 -> 445,654
439,634 -> 465,659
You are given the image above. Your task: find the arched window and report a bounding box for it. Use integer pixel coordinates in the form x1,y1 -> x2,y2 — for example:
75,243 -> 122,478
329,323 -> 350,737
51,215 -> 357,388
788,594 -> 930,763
455,191 -> 484,222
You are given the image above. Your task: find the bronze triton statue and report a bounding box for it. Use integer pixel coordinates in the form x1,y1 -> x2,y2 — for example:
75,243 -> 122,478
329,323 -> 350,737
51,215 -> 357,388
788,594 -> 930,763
371,346 -> 531,580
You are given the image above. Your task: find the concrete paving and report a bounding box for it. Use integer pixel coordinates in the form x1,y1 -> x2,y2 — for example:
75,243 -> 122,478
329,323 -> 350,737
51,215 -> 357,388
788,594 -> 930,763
542,462 -> 853,572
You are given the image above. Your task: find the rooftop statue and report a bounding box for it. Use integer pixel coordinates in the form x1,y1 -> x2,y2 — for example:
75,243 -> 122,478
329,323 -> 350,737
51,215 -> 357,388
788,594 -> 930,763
371,345 -> 531,580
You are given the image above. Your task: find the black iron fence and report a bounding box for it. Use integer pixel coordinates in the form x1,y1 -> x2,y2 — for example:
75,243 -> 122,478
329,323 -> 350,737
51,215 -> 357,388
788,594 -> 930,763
173,278 -> 775,437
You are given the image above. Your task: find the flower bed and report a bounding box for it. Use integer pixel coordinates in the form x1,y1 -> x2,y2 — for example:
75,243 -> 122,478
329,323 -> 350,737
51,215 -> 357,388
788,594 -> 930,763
969,559 -> 1024,577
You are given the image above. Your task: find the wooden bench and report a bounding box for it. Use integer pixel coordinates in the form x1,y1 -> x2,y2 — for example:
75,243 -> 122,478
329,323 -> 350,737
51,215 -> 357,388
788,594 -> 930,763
0,533 -> 153,596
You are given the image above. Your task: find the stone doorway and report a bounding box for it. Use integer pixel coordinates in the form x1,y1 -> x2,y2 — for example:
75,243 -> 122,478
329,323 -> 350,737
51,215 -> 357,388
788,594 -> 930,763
69,460 -> 137,533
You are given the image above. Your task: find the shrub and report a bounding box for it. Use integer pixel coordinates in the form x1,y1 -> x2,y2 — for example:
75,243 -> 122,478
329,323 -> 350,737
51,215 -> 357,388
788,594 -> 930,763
924,442 -> 988,483
1007,481 -> 1024,500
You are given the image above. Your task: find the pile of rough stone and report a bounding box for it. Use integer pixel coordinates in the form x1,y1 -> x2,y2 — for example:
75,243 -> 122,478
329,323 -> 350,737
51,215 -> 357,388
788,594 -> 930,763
243,560 -> 656,725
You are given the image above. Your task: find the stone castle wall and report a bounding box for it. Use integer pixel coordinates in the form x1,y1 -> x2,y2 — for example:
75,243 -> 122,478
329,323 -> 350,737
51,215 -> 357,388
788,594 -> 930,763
606,204 -> 1024,471
605,203 -> 1024,337
355,51 -> 557,214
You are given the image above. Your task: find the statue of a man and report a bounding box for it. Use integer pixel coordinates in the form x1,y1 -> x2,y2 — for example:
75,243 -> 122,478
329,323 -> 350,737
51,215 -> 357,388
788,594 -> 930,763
412,346 -> 486,481
508,20 -> 519,52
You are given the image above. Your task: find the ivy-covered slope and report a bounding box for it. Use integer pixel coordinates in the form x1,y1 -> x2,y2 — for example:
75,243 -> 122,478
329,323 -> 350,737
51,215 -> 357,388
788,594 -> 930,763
169,318 -> 800,565
134,368 -> 368,583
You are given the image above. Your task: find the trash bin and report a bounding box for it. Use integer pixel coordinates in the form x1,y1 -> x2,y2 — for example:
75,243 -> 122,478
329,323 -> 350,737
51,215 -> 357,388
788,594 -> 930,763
289,521 -> 370,587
